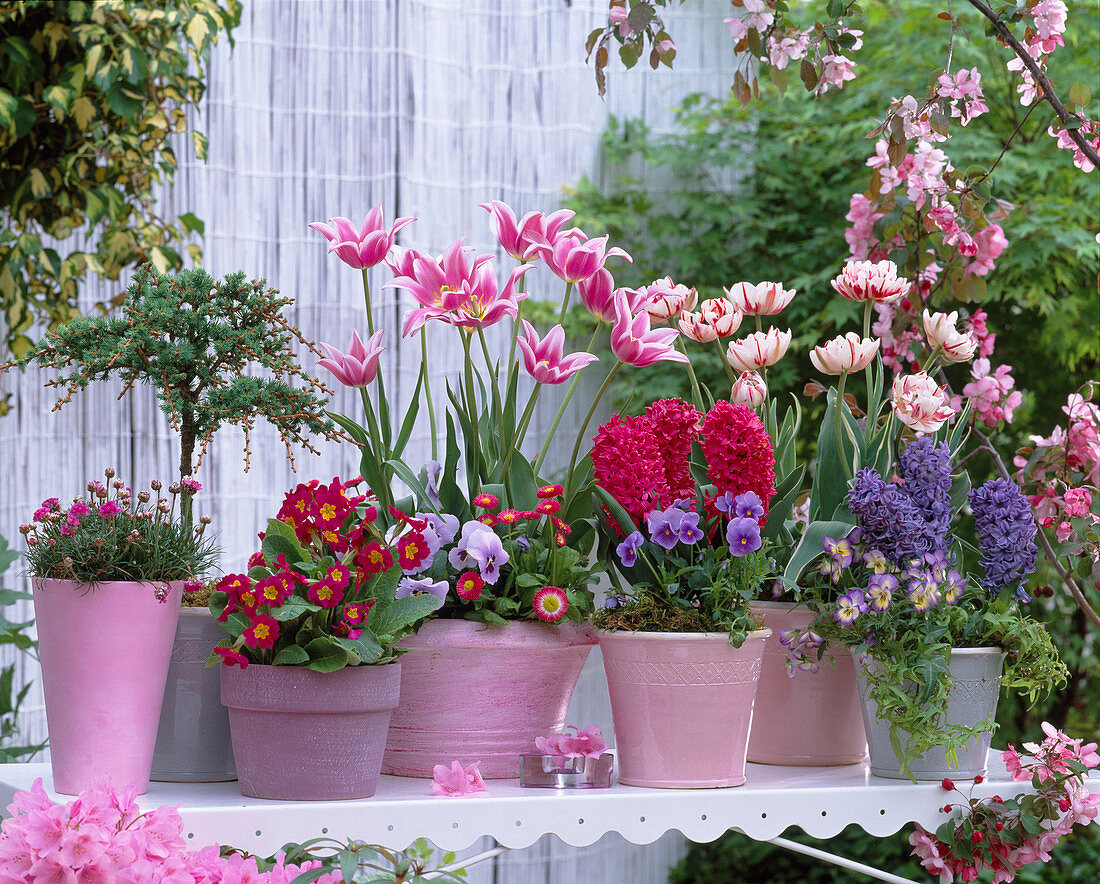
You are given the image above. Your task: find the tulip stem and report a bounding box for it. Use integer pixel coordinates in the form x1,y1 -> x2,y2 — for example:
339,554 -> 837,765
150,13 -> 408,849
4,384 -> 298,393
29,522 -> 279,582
533,323 -> 602,476
713,338 -> 738,385
460,332 -> 484,490
835,373 -> 853,483
558,281 -> 575,326
565,360 -> 623,501
476,325 -> 504,441
862,301 -> 875,409
420,327 -> 438,459
502,384 -> 542,488
359,386 -> 391,511
505,275 -> 527,409
361,269 -> 376,338
677,338 -> 704,411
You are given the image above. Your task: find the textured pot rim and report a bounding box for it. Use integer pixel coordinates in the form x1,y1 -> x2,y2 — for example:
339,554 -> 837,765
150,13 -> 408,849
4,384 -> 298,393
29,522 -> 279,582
595,628 -> 772,641
178,606 -> 215,617
32,577 -> 185,590
943,647 -> 1006,657
750,600 -> 817,613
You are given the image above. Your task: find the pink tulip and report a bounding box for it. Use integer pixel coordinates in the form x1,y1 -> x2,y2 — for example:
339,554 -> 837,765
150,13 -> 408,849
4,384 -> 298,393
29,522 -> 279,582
830,260 -> 911,303
730,370 -> 767,407
317,329 -> 385,387
430,760 -> 487,797
809,332 -> 880,375
309,206 -> 415,270
384,244 -> 423,279
700,297 -> 742,336
891,371 -> 956,434
678,310 -> 719,343
922,309 -> 977,363
609,290 -> 689,367
517,321 -> 599,385
536,232 -> 632,284
480,200 -> 576,262
578,268 -> 647,322
726,328 -> 792,371
723,281 -> 796,316
641,276 -> 697,324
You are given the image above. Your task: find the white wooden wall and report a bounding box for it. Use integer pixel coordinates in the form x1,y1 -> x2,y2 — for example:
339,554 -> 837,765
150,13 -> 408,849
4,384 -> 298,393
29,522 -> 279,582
0,1 -> 744,880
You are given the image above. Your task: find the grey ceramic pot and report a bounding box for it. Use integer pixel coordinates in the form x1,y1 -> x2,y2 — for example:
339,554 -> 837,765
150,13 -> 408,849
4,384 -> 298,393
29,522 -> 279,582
858,647 -> 1004,781
150,607 -> 237,782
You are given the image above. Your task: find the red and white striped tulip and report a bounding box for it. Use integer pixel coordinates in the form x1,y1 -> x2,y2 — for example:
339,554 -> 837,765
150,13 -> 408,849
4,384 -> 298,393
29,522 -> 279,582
730,370 -> 767,407
830,260 -> 911,304
922,309 -> 977,363
809,332 -> 880,375
723,281 -> 796,316
726,328 -> 792,371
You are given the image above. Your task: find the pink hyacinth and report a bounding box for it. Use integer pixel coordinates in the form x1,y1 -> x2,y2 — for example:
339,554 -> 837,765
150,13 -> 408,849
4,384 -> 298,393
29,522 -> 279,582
831,260 -> 911,304
480,200 -> 576,262
516,321 -> 599,385
609,290 -> 689,367
535,232 -> 631,284
430,760 -> 488,797
309,206 -> 414,270
317,329 -> 385,388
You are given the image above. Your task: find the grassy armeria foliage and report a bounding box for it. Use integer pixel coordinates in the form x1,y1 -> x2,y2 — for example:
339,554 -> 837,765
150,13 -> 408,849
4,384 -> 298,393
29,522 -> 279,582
21,468 -> 216,585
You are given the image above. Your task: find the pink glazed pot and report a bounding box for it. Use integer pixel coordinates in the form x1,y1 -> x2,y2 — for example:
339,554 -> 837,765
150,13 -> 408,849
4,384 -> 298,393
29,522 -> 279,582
222,662 -> 400,800
599,629 -> 770,788
747,601 -> 867,765
382,619 -> 597,778
32,578 -> 183,795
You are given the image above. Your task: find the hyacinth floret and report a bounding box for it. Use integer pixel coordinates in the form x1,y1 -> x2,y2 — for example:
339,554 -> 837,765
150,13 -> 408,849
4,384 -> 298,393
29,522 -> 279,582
591,414 -> 670,528
847,468 -> 936,566
968,477 -> 1039,596
644,398 -> 702,503
700,401 -> 776,519
897,436 -> 955,551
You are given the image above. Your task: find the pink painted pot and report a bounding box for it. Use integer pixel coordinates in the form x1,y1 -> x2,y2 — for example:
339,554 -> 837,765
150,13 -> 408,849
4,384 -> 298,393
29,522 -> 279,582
599,629 -> 770,788
382,619 -> 597,778
32,578 -> 183,795
221,662 -> 400,800
747,601 -> 867,766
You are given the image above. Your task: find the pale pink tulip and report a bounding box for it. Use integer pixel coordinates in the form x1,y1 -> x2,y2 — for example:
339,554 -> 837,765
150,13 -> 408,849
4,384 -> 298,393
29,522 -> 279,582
700,297 -> 742,336
678,310 -> 719,343
730,370 -> 767,407
309,206 -> 415,270
610,290 -> 689,367
726,328 -> 792,371
723,281 -> 796,316
642,276 -> 697,324
577,268 -> 644,322
517,321 -> 599,385
809,332 -> 880,375
922,309 -> 978,363
891,371 -> 956,434
536,232 -> 631,284
318,329 -> 384,387
830,260 -> 911,303
430,760 -> 487,797
480,200 -> 576,262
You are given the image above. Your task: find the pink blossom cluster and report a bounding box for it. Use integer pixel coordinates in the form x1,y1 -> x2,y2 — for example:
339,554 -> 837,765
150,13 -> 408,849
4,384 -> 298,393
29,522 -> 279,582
961,358 -> 1022,428
911,722 -> 1099,883
0,779 -> 345,883
534,724 -> 608,758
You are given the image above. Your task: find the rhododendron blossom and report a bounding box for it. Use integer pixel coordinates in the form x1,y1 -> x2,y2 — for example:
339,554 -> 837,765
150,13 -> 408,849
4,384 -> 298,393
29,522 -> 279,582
535,724 -> 607,758
963,359 -> 1022,428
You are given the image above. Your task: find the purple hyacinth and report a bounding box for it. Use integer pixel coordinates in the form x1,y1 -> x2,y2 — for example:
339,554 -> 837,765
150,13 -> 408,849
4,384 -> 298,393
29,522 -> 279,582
847,468 -> 935,567
897,437 -> 955,552
968,477 -> 1038,596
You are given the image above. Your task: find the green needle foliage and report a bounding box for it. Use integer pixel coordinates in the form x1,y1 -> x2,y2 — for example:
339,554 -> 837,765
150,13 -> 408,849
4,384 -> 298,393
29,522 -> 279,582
17,264 -> 338,529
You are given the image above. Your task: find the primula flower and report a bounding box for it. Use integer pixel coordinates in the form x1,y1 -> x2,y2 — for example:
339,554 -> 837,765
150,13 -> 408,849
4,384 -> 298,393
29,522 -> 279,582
923,310 -> 977,363
456,571 -> 484,601
535,724 -> 607,758
214,647 -> 248,668
430,760 -> 487,797
536,232 -> 631,284
397,531 -> 431,573
616,530 -> 644,567
308,577 -> 345,609
318,329 -> 386,388
255,573 -> 295,607
480,200 -> 576,262
831,260 -> 911,303
891,372 -> 955,434
726,517 -> 762,556
809,332 -> 880,375
701,401 -> 776,518
730,370 -> 767,408
517,321 -> 599,385
723,281 -> 796,316
609,290 -> 689,367
641,276 -> 697,323
242,614 -> 279,649
533,585 -> 569,622
309,206 -> 415,269
356,540 -> 394,575
396,577 -> 449,602
726,328 -> 792,371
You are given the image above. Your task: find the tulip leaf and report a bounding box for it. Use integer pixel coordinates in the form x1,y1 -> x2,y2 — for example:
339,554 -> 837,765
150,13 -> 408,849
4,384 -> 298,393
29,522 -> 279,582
762,463 -> 805,544
782,518 -> 856,586
392,365 -> 424,459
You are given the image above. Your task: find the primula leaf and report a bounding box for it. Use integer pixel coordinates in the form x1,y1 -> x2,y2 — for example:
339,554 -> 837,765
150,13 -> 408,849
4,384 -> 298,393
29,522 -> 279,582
262,531 -> 302,567
271,600 -> 317,622
367,592 -> 442,636
304,636 -> 348,672
338,632 -> 384,663
272,645 -> 309,665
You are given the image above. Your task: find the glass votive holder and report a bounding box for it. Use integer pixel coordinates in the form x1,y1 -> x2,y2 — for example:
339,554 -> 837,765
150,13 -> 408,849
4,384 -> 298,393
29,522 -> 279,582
518,753 -> 615,788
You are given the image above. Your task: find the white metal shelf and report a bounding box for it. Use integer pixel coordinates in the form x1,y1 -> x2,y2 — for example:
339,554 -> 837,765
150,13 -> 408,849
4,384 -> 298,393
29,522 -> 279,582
0,752 -> 1067,858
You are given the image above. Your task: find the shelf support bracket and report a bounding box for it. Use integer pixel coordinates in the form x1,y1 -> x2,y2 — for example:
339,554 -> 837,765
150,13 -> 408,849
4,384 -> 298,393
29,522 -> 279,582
766,835 -> 923,884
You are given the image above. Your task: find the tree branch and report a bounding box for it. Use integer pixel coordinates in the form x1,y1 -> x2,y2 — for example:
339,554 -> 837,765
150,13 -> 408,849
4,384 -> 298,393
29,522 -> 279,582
965,0 -> 1100,171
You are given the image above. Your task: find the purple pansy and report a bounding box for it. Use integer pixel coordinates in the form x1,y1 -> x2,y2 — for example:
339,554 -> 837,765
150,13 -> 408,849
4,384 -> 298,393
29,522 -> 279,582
647,508 -> 684,550
726,517 -> 762,556
616,530 -> 645,567
676,511 -> 704,545
396,577 -> 449,601
734,491 -> 765,521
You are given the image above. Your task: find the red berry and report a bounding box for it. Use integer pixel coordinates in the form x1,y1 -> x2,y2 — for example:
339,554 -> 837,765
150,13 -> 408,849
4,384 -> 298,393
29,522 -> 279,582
973,774 -> 984,784
941,778 -> 955,791
944,804 -> 953,813
992,795 -> 1003,803
972,831 -> 984,844
995,822 -> 1004,831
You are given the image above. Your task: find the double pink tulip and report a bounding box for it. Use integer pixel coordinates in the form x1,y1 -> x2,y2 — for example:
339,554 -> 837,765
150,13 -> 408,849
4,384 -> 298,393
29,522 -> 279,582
723,281 -> 796,316
922,309 -> 978,363
609,290 -> 689,367
809,332 -> 880,375
726,328 -> 792,371
536,232 -> 632,284
730,370 -> 767,407
830,260 -> 911,304
641,276 -> 697,324
679,298 -> 743,342
891,372 -> 956,434
318,329 -> 385,388
309,206 -> 415,270
480,200 -> 576,262
516,321 -> 599,385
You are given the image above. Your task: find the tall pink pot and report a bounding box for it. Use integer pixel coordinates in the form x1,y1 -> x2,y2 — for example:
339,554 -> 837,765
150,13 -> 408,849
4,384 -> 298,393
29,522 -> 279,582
221,662 -> 400,800
32,577 -> 183,795
599,629 -> 770,788
382,620 -> 597,778
747,601 -> 867,765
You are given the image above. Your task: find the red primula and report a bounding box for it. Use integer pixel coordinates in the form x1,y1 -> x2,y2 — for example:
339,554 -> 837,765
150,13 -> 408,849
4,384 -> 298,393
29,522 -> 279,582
396,532 -> 431,571
356,541 -> 394,575
242,614 -> 279,649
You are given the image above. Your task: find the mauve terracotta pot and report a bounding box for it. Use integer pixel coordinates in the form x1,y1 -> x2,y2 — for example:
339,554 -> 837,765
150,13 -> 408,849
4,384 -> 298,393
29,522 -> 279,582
222,662 -> 400,800
747,601 -> 867,766
382,619 -> 597,778
33,577 -> 183,795
599,629 -> 769,788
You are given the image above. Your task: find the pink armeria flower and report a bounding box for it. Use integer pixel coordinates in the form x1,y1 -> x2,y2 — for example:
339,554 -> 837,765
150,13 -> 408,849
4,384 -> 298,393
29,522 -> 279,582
809,332 -> 880,375
535,232 -> 631,284
723,281 -> 796,316
609,291 -> 689,367
641,276 -> 697,324
923,310 -> 977,363
726,328 -> 792,371
730,370 -> 767,408
318,329 -> 385,387
831,260 -> 911,303
891,371 -> 955,434
430,760 -> 487,797
479,200 -> 576,262
309,206 -> 415,270
517,321 -> 599,385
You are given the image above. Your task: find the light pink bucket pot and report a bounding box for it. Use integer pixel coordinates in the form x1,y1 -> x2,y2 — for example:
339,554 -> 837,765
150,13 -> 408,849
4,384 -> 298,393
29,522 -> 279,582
599,629 -> 769,788
33,578 -> 183,795
382,619 -> 597,778
747,601 -> 867,765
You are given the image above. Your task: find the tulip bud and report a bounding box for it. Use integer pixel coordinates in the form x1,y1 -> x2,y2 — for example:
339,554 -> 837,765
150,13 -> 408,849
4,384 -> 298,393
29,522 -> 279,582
730,370 -> 767,408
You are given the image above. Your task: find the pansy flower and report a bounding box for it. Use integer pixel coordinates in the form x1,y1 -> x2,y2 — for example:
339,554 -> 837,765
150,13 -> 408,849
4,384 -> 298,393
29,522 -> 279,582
941,568 -> 967,604
726,517 -> 762,556
866,573 -> 897,612
647,508 -> 683,550
823,535 -> 854,568
616,530 -> 644,567
833,590 -> 866,625
396,577 -> 449,601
